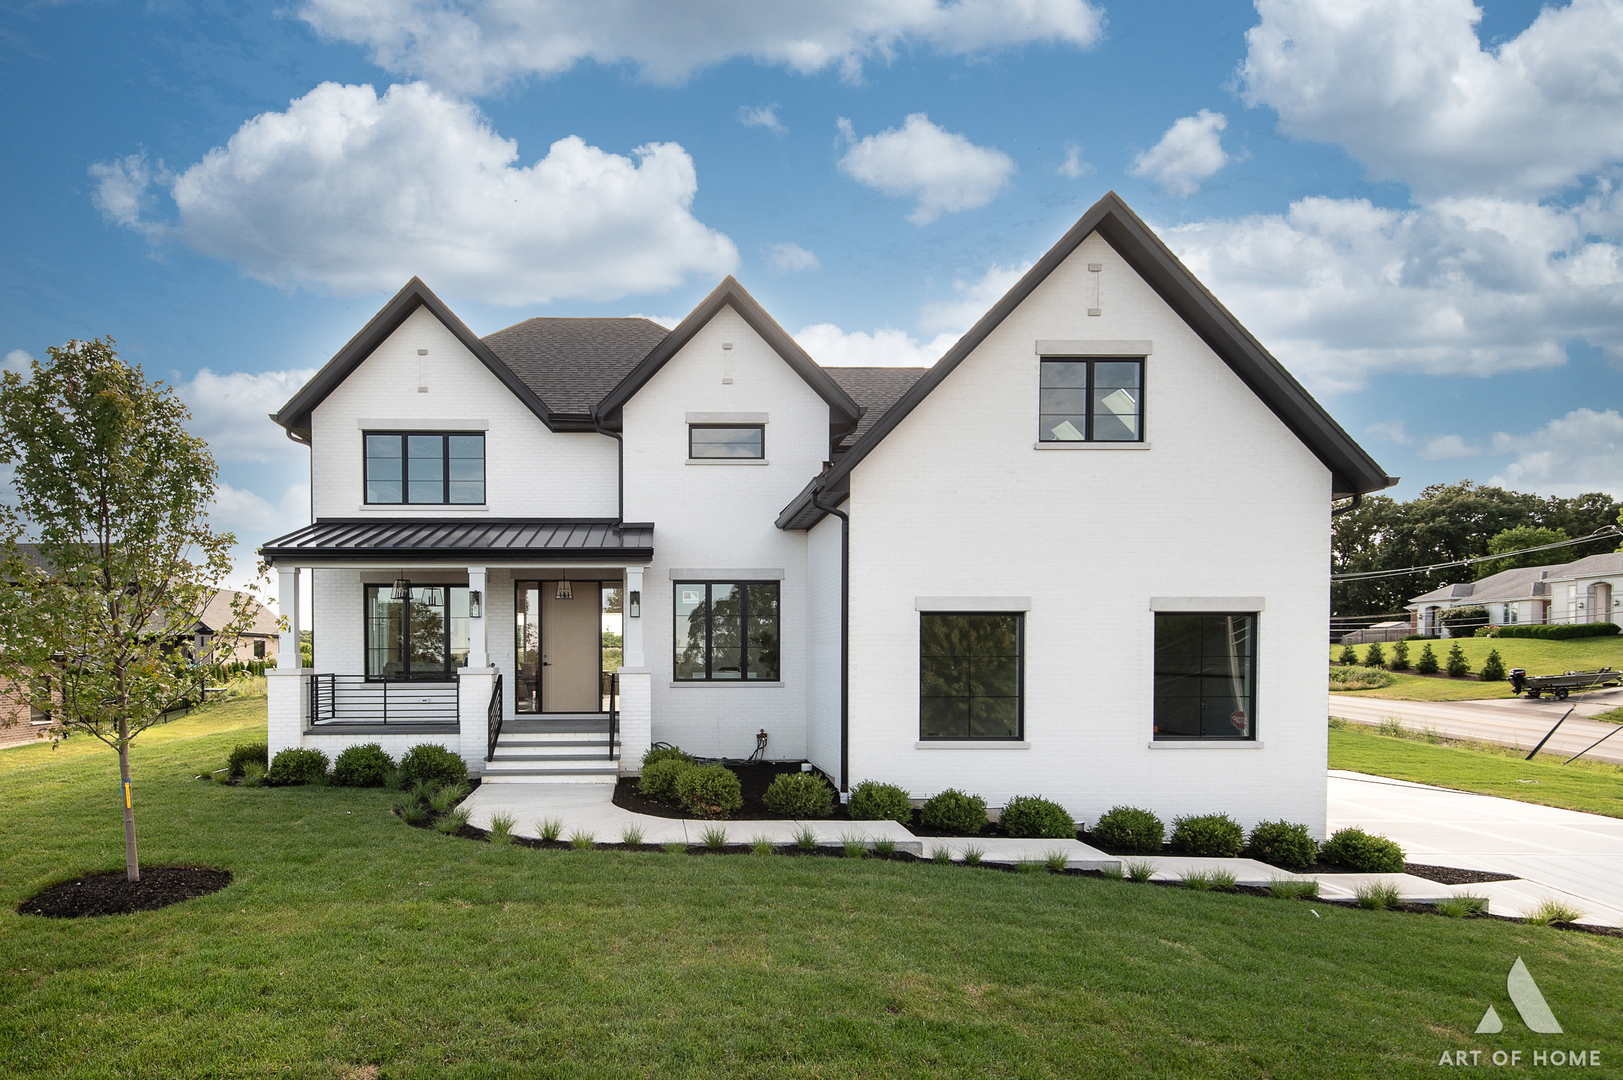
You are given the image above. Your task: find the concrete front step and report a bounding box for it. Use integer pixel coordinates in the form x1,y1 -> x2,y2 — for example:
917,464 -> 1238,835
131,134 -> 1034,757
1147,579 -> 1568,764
496,732 -> 613,746
481,766 -> 621,783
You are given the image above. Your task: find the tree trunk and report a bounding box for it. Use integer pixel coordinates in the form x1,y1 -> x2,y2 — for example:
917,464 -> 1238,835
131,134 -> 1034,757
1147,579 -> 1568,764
118,716 -> 139,883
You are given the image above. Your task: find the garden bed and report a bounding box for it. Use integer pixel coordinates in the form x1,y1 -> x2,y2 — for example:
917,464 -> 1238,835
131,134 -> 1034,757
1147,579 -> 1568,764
612,760 -> 857,820
16,866 -> 232,918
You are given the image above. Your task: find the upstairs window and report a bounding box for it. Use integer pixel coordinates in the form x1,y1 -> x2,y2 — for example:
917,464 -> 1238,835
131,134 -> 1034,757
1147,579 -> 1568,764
1039,358 -> 1143,442
364,433 -> 485,504
689,425 -> 764,459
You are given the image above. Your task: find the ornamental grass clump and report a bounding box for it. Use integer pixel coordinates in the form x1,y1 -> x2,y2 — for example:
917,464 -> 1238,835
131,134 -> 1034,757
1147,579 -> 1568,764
1170,813 -> 1244,858
435,807 -> 472,836
266,747 -> 329,787
1525,898 -> 1585,926
487,812 -> 516,845
397,743 -> 466,788
1090,806 -> 1164,853
332,743 -> 394,787
762,771 -> 834,818
675,764 -> 743,819
1355,881 -> 1403,910
1329,665 -> 1394,691
848,780 -> 913,824
638,757 -> 693,803
1245,820 -> 1319,871
920,789 -> 988,835
1436,895 -> 1488,919
997,795 -> 1076,839
227,742 -> 268,778
1321,827 -> 1406,873
239,762 -> 266,788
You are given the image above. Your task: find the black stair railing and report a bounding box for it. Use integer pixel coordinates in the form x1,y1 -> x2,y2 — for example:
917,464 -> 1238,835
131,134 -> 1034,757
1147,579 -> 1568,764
486,673 -> 504,762
607,671 -> 619,761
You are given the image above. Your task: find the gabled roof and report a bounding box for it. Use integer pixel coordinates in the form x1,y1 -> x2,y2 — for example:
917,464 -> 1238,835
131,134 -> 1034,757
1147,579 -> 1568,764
777,191 -> 1396,530
482,316 -> 671,420
825,367 -> 929,451
194,589 -> 279,637
271,278 -> 561,439
595,276 -> 861,433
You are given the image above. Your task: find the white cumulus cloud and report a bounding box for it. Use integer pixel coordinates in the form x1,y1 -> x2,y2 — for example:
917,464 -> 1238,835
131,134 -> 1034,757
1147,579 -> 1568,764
1364,419 -> 1414,445
1418,433 -> 1483,460
836,113 -> 1015,224
211,480 -> 312,592
90,82 -> 738,305
918,261 -> 1033,333
1488,408 -> 1623,497
1129,110 -> 1230,197
2,349 -> 34,375
738,104 -> 785,134
1239,0 -> 1623,198
299,0 -> 1105,94
174,367 -> 319,465
766,242 -> 820,273
796,324 -> 958,368
1057,142 -> 1093,179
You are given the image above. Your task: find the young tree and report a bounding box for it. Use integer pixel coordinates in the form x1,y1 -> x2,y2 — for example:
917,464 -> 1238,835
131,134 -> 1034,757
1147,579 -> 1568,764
1415,643 -> 1439,675
1337,643 -> 1359,665
1363,641 -> 1386,668
1389,638 -> 1410,672
1445,642 -> 1471,678
0,339 -> 253,882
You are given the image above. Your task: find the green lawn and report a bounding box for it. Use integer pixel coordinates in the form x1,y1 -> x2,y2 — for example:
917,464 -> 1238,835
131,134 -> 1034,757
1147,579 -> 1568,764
3,699 -> 1621,1078
1329,724 -> 1623,818
1330,636 -> 1623,701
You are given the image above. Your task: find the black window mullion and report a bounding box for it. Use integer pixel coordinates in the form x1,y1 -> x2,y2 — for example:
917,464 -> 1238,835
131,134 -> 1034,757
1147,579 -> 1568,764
442,436 -> 450,504
739,585 -> 749,680
398,435 -> 409,504
704,584 -> 713,680
1084,361 -> 1094,441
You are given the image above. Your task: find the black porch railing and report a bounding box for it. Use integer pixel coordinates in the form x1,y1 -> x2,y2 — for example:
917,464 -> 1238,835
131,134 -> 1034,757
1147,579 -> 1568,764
606,671 -> 619,761
307,673 -> 459,726
486,673 -> 504,762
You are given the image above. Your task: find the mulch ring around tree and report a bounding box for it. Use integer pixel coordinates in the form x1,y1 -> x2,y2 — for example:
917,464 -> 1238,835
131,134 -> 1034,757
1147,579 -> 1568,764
17,867 -> 232,918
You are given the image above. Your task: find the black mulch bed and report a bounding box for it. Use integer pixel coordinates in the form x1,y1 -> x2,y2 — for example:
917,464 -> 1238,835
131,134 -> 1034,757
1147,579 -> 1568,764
17,867 -> 232,918
1399,863 -> 1517,885
614,761 -> 862,820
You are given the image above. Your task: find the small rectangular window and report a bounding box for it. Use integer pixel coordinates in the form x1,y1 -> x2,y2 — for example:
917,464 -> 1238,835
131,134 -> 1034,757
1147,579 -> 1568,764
1039,358 -> 1143,442
363,432 -> 485,504
673,582 -> 779,680
919,613 -> 1022,740
689,425 -> 764,459
1153,613 -> 1256,740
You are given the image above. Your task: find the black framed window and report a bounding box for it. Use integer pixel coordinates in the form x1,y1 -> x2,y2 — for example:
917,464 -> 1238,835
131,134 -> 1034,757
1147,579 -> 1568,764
365,584 -> 470,680
689,425 -> 764,459
364,432 -> 485,504
1039,358 -> 1143,442
919,613 -> 1023,740
1153,613 -> 1256,740
674,582 -> 779,680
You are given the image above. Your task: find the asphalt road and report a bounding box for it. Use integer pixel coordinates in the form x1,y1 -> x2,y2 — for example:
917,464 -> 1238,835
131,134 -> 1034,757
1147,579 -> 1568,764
1328,688 -> 1623,765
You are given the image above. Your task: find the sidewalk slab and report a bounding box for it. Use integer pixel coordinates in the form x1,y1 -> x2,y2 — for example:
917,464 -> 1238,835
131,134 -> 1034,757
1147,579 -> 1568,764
921,837 -> 1119,872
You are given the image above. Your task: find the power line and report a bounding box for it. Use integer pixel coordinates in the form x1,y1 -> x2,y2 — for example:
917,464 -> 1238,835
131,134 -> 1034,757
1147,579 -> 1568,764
1331,526 -> 1622,583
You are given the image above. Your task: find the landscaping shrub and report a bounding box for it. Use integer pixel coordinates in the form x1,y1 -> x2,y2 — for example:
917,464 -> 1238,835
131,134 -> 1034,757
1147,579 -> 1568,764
638,758 -> 693,802
1479,649 -> 1507,682
1496,622 -> 1620,640
227,741 -> 268,778
642,745 -> 695,770
266,747 -> 330,786
1321,827 -> 1405,873
1090,806 -> 1164,853
920,789 -> 988,835
1415,643 -> 1439,675
1388,639 -> 1410,671
1438,605 -> 1489,633
1170,813 -> 1244,857
1328,665 -> 1394,691
1402,633 -> 1436,641
1337,643 -> 1358,665
1245,820 -> 1319,871
997,795 -> 1076,839
1472,626 -> 1497,637
1363,642 -> 1385,668
762,772 -> 834,818
397,743 -> 467,788
848,780 -> 912,824
332,743 -> 394,787
675,764 -> 743,819
1445,642 -> 1470,678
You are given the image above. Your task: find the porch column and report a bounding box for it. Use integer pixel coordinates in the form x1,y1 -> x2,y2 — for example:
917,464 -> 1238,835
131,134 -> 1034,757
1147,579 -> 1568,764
623,565 -> 645,667
276,565 -> 301,669
466,565 -> 488,668
618,564 -> 650,774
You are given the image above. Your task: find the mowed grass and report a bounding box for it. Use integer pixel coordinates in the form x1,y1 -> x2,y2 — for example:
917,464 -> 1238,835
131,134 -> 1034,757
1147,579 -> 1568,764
1330,637 -> 1623,701
3,701 -> 1622,1079
1329,724 -> 1623,819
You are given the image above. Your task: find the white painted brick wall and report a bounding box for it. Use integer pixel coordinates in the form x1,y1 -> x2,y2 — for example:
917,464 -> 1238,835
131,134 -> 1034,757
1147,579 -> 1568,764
805,514 -> 842,781
618,671 -> 652,774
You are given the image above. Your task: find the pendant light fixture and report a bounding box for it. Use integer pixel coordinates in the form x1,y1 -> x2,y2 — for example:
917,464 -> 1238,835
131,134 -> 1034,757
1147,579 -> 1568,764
555,577 -> 573,600
421,585 -> 444,607
392,576 -> 411,600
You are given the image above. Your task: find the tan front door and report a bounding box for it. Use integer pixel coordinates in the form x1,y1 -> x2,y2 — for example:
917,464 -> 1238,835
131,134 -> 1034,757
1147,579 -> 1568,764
541,584 -> 601,712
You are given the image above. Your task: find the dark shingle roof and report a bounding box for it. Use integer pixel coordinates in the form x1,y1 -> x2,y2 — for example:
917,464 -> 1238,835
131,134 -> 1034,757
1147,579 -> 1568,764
825,367 -> 930,450
482,317 -> 672,418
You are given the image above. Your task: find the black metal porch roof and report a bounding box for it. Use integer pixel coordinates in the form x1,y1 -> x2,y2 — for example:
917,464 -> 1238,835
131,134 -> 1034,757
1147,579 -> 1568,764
260,519 -> 653,564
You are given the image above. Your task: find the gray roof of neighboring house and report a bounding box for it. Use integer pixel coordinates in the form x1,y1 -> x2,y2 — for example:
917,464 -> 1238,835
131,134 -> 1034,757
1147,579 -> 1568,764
480,317 -> 672,420
1549,551 -> 1623,580
195,589 -> 279,637
1409,550 -> 1623,606
825,367 -> 930,450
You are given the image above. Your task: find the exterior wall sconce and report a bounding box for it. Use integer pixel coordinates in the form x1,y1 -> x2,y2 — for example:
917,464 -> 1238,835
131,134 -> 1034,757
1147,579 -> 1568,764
556,579 -> 573,600
628,590 -> 641,618
468,589 -> 482,618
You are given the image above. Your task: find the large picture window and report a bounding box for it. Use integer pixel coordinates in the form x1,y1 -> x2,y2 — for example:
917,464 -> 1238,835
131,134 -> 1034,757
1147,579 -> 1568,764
674,582 -> 779,680
919,613 -> 1023,740
1039,358 -> 1143,442
365,584 -> 470,680
1153,613 -> 1256,740
364,432 -> 485,504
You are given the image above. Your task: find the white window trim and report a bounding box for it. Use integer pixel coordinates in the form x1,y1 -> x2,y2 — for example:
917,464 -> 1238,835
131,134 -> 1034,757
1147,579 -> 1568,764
670,568 -> 785,580
915,597 -> 1031,612
686,458 -> 769,466
1034,442 -> 1151,451
914,741 -> 1030,749
1034,340 -> 1153,356
685,412 -> 768,424
670,681 -> 784,688
1148,741 -> 1266,750
356,504 -> 488,512
1150,597 -> 1266,612
357,418 -> 489,430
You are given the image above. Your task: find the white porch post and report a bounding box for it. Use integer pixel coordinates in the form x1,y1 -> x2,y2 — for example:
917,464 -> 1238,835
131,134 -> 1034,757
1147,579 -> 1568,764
617,564 -> 651,774
466,565 -> 488,668
276,565 -> 301,669
266,563 -> 306,759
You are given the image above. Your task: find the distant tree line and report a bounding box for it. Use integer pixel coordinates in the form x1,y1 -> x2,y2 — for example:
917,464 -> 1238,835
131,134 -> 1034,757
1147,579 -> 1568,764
1331,481 -> 1622,621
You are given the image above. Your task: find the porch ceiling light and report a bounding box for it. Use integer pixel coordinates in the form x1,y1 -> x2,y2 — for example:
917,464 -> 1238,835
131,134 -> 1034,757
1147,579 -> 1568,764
421,585 -> 444,607
392,576 -> 411,600
556,579 -> 573,601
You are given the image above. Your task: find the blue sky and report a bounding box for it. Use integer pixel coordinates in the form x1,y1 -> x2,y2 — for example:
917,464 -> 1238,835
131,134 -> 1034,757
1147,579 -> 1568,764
4,0 -> 1623,590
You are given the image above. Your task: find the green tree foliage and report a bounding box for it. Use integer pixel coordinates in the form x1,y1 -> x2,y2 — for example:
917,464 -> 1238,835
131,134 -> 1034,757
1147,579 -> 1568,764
1475,525 -> 1568,578
1415,643 -> 1439,675
1388,639 -> 1409,671
1337,643 -> 1358,665
1363,642 -> 1385,668
1479,649 -> 1506,682
1445,642 -> 1470,678
0,339 -> 250,882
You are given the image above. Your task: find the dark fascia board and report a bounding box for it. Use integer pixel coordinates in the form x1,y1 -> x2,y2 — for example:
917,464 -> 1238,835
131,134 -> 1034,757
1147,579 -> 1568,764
270,277 -> 559,437
777,191 -> 1395,530
595,276 -> 860,430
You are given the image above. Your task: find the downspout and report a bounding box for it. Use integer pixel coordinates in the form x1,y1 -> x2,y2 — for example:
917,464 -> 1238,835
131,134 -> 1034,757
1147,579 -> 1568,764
1331,492 -> 1362,517
811,486 -> 849,794
591,408 -> 624,523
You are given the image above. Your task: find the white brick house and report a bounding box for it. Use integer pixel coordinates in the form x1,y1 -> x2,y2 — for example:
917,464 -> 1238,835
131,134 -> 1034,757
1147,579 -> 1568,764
261,192 -> 1392,836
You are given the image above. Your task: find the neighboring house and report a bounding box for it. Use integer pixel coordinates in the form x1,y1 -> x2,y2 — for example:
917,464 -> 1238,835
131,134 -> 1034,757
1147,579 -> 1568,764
259,192 -> 1393,836
191,589 -> 280,665
1408,553 -> 1623,636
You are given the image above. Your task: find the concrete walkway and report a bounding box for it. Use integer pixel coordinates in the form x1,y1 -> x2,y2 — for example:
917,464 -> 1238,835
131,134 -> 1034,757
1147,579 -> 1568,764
1328,770 -> 1623,927
1329,690 -> 1623,764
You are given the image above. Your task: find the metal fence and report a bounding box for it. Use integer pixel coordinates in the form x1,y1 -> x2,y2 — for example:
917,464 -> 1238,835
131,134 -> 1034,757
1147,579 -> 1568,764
307,673 -> 460,726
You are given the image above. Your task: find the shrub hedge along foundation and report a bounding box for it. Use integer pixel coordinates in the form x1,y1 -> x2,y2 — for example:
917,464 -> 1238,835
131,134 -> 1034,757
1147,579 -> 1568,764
675,764 -> 743,819
266,747 -> 329,786
1170,813 -> 1244,858
1322,827 -> 1406,873
997,795 -> 1076,839
920,789 -> 988,835
762,772 -> 834,818
332,743 -> 394,787
227,741 -> 268,778
397,743 -> 467,788
847,780 -> 913,824
1245,820 -> 1318,871
1091,806 -> 1164,853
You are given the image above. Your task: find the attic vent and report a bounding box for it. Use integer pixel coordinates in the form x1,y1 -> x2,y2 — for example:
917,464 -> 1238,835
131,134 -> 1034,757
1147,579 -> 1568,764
721,342 -> 734,384
417,349 -> 428,393
1087,263 -> 1102,316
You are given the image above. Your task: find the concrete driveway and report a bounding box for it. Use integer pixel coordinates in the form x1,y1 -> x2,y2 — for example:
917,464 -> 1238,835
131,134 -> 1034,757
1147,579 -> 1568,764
1329,690 -> 1623,764
1329,770 -> 1623,927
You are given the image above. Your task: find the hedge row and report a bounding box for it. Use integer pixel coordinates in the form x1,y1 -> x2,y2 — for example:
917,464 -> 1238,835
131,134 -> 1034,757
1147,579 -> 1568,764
1491,622 -> 1620,640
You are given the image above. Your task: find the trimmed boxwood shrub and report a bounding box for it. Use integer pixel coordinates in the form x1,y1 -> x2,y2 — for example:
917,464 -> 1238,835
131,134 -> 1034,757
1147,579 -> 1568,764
1321,827 -> 1405,873
1495,621 -> 1619,640
763,772 -> 835,818
675,764 -> 743,819
848,780 -> 912,824
266,747 -> 329,786
1170,813 -> 1244,857
397,743 -> 467,788
998,795 -> 1076,839
920,788 -> 988,835
227,741 -> 268,778
638,758 -> 692,802
1091,806 -> 1164,852
1246,820 -> 1319,871
642,745 -> 695,770
333,743 -> 394,787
